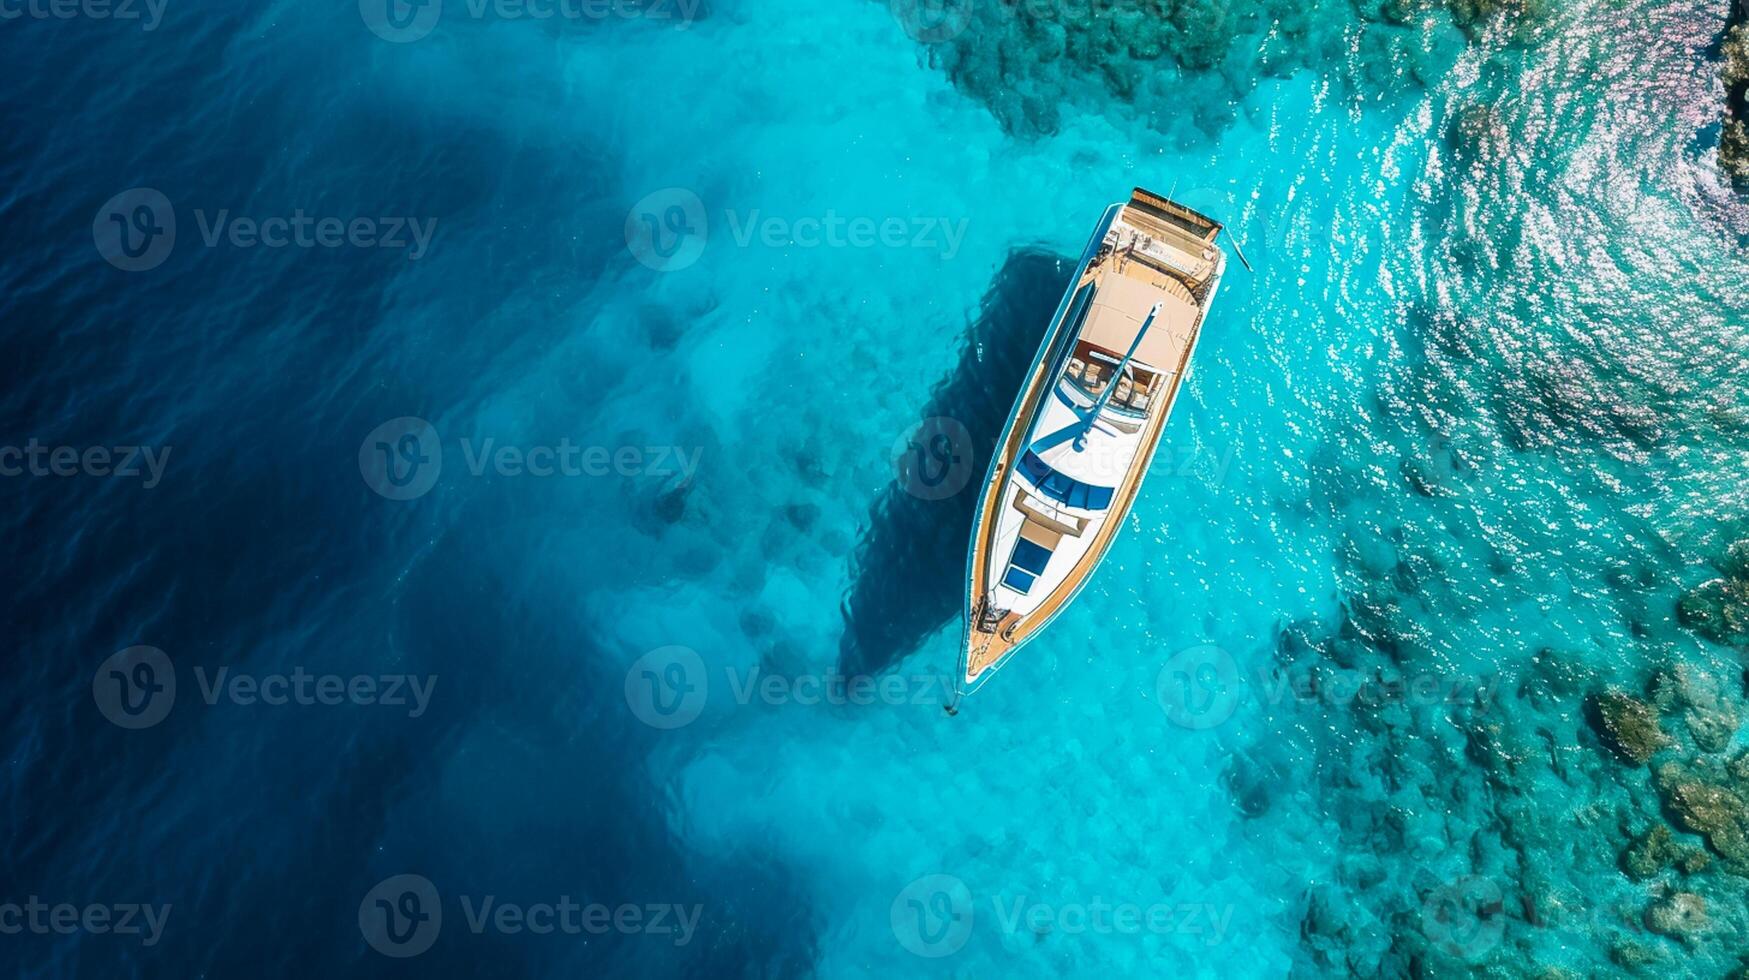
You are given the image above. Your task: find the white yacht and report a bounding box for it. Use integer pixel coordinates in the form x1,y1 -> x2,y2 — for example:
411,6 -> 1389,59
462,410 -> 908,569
956,188 -> 1228,702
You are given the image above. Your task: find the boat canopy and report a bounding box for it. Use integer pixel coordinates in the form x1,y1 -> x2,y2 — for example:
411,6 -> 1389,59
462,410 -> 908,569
1078,274 -> 1198,372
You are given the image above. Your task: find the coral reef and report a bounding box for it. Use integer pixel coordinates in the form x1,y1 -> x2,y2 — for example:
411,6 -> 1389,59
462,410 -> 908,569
1678,578 -> 1749,645
1676,538 -> 1749,647
1728,22 -> 1749,84
1588,690 -> 1670,765
1227,279 -> 1749,973
1654,760 -> 1749,874
920,0 -> 1542,138
1623,825 -> 1711,879
1644,891 -> 1709,940
1725,120 -> 1749,185
1724,23 -> 1749,184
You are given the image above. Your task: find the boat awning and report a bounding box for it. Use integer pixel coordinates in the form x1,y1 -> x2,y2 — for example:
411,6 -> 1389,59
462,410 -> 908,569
1079,273 -> 1198,371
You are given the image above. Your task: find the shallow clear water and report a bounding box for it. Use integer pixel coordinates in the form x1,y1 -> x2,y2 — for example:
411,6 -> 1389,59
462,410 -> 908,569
4,0 -> 1749,975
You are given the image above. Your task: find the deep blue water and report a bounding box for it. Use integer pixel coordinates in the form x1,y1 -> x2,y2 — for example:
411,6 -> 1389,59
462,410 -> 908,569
5,0 -> 1749,976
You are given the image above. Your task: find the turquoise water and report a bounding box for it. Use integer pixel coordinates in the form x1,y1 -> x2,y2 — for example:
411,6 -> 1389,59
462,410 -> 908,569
4,0 -> 1749,975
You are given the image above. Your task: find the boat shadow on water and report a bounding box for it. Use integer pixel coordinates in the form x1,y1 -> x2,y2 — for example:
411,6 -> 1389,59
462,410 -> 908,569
838,248 -> 1072,682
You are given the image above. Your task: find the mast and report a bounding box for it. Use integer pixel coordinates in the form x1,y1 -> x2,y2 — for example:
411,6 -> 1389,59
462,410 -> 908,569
1074,301 -> 1162,450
